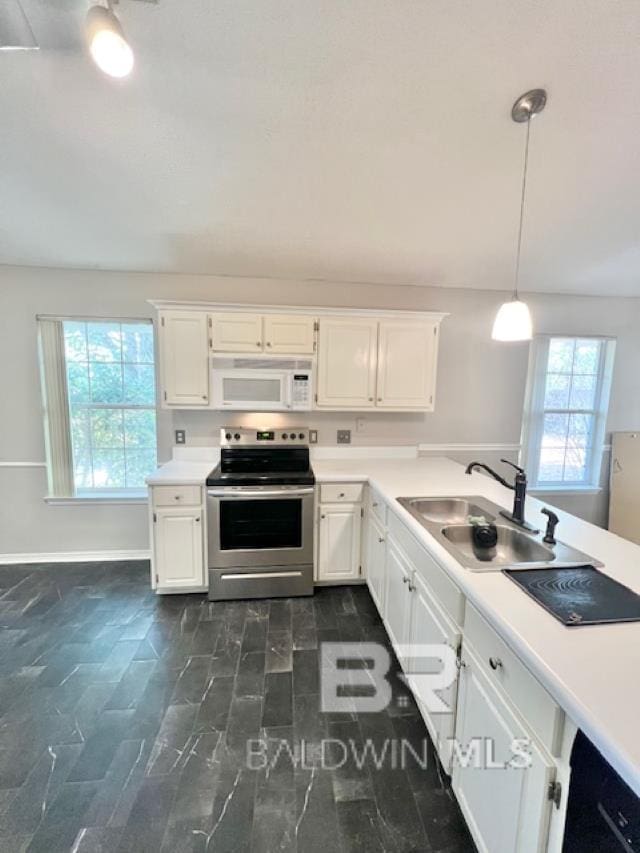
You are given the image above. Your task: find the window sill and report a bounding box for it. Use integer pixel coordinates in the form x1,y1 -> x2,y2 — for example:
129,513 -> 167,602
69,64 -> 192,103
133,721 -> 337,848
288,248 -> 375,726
529,485 -> 602,496
44,493 -> 148,506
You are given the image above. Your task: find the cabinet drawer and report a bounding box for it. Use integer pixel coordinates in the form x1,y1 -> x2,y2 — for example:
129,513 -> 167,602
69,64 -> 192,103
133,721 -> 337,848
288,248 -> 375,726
152,485 -> 202,507
388,510 -> 464,626
367,486 -> 387,526
320,483 -> 364,504
464,603 -> 564,754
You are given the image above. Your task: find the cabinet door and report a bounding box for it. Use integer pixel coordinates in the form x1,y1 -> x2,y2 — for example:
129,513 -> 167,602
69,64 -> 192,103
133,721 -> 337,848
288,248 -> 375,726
316,318 -> 377,408
154,508 -> 205,590
210,313 -> 263,352
317,504 -> 362,581
407,571 -> 460,772
365,513 -> 386,613
160,311 -> 209,407
376,320 -> 439,410
383,541 -> 412,659
452,650 -> 555,853
264,315 -> 315,354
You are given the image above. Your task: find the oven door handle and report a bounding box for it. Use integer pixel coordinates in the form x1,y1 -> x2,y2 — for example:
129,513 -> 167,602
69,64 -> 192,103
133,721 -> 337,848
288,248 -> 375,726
207,487 -> 315,498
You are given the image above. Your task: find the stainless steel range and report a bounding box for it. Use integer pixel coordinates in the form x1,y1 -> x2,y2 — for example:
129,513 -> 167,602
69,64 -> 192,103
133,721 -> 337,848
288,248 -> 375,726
206,427 -> 315,601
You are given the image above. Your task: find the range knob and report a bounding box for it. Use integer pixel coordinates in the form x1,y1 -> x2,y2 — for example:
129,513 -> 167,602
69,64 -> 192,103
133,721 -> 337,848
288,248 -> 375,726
234,433 -> 241,440
298,433 -> 305,440
289,433 -> 297,440
281,433 -> 288,439
225,432 -> 232,440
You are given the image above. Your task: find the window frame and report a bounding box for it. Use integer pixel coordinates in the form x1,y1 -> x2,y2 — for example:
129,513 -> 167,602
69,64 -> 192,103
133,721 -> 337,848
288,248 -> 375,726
38,315 -> 158,501
521,335 -> 616,492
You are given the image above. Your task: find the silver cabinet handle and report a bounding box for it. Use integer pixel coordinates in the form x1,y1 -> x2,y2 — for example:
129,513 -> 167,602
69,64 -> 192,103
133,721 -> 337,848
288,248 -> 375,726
402,576 -> 409,584
339,492 -> 345,498
489,657 -> 503,671
321,514 -> 326,519
378,537 -> 385,543
208,487 -> 314,498
195,517 -> 201,522
408,583 -> 416,592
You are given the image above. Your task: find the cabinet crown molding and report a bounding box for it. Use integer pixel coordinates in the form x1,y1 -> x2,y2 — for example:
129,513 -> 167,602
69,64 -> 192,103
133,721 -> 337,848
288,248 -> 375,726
149,299 -> 449,322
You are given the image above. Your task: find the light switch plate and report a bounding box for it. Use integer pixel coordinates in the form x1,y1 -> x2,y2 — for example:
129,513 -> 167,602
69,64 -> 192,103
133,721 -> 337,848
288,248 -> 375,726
309,429 -> 318,444
175,429 -> 186,445
337,429 -> 351,444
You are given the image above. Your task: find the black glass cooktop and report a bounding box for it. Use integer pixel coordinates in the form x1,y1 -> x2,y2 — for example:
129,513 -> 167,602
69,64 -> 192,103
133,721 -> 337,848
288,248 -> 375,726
504,565 -> 640,626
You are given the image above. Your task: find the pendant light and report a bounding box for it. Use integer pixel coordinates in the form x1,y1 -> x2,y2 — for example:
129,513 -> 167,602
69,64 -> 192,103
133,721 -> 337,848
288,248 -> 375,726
492,89 -> 547,342
86,3 -> 134,79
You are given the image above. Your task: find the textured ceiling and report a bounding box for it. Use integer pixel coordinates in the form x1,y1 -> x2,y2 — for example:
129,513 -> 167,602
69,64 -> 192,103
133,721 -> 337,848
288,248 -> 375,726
1,0 -> 639,295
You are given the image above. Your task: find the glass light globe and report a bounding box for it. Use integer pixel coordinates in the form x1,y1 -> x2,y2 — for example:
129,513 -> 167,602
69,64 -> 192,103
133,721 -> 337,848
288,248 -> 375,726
90,28 -> 134,78
491,299 -> 533,342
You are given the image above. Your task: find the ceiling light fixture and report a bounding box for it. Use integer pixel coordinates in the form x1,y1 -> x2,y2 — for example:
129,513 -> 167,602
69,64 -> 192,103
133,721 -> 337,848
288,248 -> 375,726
492,88 -> 547,342
86,3 -> 134,79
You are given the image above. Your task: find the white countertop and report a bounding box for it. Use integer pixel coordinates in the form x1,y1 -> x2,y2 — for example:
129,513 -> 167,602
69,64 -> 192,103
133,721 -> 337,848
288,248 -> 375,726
313,455 -> 640,796
147,448 -> 640,794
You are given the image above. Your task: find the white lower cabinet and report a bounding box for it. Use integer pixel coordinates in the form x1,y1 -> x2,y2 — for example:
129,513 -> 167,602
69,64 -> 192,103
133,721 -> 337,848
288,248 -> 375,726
406,570 -> 460,771
383,541 -> 413,659
365,512 -> 386,612
452,646 -> 556,853
150,486 -> 206,592
316,502 -> 362,581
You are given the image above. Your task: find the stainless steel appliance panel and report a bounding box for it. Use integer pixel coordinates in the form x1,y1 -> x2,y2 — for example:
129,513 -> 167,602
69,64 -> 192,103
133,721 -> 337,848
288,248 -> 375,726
207,485 -> 314,569
208,564 -> 313,600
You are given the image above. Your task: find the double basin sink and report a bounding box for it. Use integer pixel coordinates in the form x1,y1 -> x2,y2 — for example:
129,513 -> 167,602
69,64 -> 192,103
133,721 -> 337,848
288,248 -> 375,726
396,495 -> 601,572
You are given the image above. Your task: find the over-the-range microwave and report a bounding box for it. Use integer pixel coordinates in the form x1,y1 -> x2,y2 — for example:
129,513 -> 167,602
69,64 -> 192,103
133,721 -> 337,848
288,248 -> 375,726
211,356 -> 313,411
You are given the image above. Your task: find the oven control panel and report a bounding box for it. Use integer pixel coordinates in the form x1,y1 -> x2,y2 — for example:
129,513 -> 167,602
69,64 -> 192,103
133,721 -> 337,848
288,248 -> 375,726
221,427 -> 309,446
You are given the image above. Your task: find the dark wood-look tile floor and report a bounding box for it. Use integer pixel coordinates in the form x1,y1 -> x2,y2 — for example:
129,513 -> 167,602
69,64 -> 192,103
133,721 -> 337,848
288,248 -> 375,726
0,561 -> 476,853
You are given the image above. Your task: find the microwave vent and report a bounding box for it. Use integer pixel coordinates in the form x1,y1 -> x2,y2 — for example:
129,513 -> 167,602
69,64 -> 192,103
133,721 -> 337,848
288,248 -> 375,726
211,357 -> 312,371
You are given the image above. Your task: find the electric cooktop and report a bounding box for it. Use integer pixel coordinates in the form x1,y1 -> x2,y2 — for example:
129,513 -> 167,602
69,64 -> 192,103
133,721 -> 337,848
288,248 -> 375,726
504,565 -> 640,626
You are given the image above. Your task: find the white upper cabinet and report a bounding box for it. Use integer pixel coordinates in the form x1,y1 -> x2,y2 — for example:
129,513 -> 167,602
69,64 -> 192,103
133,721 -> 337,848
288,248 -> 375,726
210,312 -> 263,352
316,318 -> 378,408
376,319 -> 439,410
263,315 -> 316,354
159,311 -> 209,407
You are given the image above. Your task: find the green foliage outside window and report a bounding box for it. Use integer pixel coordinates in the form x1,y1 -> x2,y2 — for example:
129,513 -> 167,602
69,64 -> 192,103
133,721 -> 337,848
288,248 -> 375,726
63,321 -> 157,491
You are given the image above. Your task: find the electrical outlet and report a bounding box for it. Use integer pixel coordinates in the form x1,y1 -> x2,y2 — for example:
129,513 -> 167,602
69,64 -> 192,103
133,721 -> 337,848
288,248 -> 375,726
309,429 -> 318,444
337,429 -> 351,444
175,429 -> 186,445
355,417 -> 366,433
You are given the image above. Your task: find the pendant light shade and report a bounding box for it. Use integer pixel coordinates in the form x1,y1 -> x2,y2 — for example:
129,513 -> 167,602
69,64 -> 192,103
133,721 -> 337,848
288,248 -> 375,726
491,89 -> 547,342
491,299 -> 533,342
86,5 -> 134,78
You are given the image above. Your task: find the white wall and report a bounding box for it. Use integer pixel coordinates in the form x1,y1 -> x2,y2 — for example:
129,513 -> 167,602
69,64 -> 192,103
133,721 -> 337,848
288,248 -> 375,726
1,265 -> 638,558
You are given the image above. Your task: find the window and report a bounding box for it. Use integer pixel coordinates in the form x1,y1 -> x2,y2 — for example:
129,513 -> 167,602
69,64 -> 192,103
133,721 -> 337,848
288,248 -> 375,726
38,318 -> 157,498
522,336 -> 616,490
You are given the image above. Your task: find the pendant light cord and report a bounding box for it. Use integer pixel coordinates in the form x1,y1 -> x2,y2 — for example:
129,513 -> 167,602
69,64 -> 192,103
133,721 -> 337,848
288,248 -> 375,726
513,113 -> 532,301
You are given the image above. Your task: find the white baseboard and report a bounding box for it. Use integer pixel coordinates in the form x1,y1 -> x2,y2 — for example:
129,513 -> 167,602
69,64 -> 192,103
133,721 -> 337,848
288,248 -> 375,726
0,549 -> 151,566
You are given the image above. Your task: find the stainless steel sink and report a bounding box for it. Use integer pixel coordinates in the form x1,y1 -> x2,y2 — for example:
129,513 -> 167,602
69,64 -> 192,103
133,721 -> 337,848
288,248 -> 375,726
441,524 -> 555,566
403,497 -> 493,525
396,494 -> 602,572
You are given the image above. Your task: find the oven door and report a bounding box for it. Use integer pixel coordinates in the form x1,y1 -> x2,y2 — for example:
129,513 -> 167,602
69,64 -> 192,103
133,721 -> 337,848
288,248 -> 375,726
207,486 -> 314,568
211,369 -> 291,411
